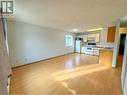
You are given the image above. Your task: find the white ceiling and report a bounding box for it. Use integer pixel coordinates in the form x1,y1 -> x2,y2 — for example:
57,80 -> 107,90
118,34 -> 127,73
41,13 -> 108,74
10,0 -> 127,32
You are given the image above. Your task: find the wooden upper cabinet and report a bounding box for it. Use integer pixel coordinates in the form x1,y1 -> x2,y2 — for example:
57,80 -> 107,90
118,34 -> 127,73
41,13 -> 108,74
87,34 -> 96,41
95,33 -> 100,42
107,26 -> 116,43
83,35 -> 87,42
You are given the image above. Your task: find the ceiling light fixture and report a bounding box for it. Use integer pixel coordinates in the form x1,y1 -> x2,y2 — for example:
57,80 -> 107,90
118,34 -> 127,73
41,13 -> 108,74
87,28 -> 103,32
72,29 -> 78,32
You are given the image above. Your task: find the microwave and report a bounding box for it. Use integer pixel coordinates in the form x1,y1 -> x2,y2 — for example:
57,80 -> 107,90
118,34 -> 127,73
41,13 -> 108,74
88,42 -> 96,45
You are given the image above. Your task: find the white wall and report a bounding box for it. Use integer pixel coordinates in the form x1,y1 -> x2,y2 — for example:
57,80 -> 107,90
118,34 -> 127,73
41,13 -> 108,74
112,22 -> 120,67
8,21 -> 74,67
123,37 -> 127,95
124,74 -> 127,95
124,67 -> 127,95
122,32 -> 127,95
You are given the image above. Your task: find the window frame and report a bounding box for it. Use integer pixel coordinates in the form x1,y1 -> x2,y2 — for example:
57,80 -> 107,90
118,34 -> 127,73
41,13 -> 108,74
65,35 -> 73,46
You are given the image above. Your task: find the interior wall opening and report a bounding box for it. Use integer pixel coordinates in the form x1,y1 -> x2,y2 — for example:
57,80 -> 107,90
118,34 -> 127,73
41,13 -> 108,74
116,20 -> 127,67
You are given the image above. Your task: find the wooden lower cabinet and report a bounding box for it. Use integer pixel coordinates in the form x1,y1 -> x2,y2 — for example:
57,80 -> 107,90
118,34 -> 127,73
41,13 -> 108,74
99,49 -> 113,67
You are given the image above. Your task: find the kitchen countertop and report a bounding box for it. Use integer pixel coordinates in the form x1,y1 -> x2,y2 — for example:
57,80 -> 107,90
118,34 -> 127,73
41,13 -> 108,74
82,46 -> 114,50
99,48 -> 114,51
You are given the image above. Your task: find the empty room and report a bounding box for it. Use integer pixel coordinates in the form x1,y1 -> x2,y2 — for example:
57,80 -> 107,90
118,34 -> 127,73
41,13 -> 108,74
0,0 -> 127,95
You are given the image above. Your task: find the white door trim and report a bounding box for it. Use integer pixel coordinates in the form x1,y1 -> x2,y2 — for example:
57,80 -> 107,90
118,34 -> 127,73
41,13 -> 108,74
112,20 -> 120,67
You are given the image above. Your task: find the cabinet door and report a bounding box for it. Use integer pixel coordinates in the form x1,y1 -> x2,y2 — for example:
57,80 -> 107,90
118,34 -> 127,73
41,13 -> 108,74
83,35 -> 87,42
95,33 -> 100,42
87,34 -> 96,41
107,26 -> 116,43
99,50 -> 113,67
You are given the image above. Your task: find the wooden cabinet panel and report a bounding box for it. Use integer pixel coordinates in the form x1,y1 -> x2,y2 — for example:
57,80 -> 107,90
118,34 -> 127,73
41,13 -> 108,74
87,34 -> 96,41
95,33 -> 100,42
83,35 -> 87,42
99,49 -> 113,67
83,33 -> 100,42
107,26 -> 116,43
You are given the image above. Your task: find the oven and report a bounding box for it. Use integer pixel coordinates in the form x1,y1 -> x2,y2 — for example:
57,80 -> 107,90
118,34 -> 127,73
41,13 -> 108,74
84,47 -> 94,55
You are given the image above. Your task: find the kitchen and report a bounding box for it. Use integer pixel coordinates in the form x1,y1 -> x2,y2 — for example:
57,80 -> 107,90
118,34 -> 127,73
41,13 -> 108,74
75,27 -> 116,67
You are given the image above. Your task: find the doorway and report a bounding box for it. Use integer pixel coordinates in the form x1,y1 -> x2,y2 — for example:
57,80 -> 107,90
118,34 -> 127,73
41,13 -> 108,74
118,17 -> 127,95
116,21 -> 127,67
119,34 -> 126,55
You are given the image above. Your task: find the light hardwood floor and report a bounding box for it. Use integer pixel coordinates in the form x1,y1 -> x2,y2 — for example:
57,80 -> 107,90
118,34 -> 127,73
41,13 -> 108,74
117,55 -> 123,67
10,53 -> 122,95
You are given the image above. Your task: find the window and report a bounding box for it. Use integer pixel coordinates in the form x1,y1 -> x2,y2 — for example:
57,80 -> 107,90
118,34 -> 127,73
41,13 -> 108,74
65,35 -> 73,46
